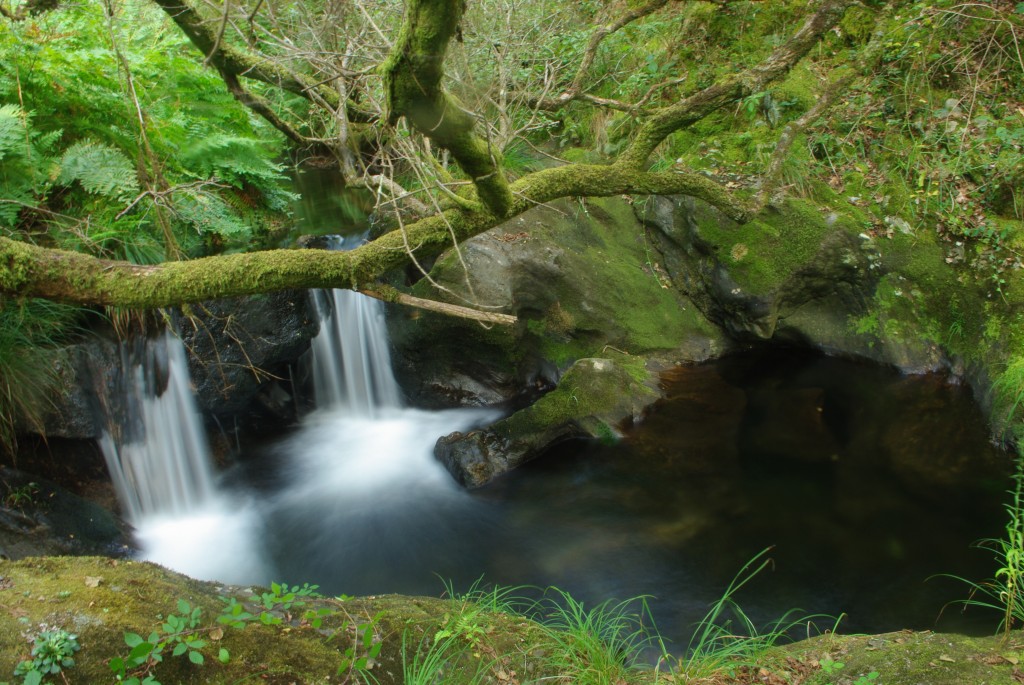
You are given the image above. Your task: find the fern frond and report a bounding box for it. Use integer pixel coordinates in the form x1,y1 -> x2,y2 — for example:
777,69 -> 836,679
57,140 -> 140,201
181,134 -> 285,186
0,104 -> 28,161
171,188 -> 254,242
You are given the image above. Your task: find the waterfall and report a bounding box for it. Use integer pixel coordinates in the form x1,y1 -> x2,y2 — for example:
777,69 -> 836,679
98,331 -> 215,522
309,288 -> 402,415
98,329 -> 267,584
95,271 -> 492,592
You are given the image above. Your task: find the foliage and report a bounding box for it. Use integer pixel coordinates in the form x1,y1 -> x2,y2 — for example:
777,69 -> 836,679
13,629 -> 80,685
0,0 -> 293,261
670,548 -> 830,681
2,480 -> 38,509
532,588 -> 656,685
400,631 -> 487,685
0,297 -> 83,456
109,599 -> 209,684
106,586 -> 381,684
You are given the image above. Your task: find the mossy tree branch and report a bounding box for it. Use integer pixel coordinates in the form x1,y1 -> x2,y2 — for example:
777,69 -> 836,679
382,0 -> 513,217
617,0 -> 858,169
0,0 -> 866,316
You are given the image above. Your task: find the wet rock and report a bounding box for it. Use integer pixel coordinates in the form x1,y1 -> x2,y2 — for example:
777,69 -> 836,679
28,336 -> 121,440
637,195 -> 947,373
389,196 -> 728,408
0,466 -> 130,560
176,290 -> 318,420
436,356 -> 658,487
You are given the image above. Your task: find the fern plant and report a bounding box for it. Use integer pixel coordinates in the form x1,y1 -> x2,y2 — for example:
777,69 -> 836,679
57,140 -> 140,202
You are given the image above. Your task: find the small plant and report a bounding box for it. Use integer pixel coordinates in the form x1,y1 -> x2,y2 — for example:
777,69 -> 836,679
400,631 -> 488,685
534,587 -> 657,685
820,657 -> 845,675
13,629 -> 80,685
336,615 -> 384,681
853,671 -> 881,685
3,482 -> 39,510
943,454 -> 1024,639
256,582 -> 321,625
109,599 -> 209,684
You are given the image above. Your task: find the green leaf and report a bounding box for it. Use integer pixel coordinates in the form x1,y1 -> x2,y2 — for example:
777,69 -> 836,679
188,650 -> 204,665
24,670 -> 43,685
218,648 -> 230,664
57,140 -> 140,201
128,642 -> 155,662
177,598 -> 191,614
124,632 -> 145,648
172,642 -> 188,657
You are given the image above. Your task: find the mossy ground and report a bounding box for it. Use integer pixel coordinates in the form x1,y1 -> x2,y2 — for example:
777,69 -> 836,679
3,556 -> 1024,685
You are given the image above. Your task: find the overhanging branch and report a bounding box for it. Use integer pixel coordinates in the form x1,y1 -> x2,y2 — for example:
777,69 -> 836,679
382,0 -> 514,217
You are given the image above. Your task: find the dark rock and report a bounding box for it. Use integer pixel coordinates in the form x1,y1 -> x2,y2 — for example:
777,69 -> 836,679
390,197 -> 728,409
0,465 -> 131,560
30,336 -> 121,440
637,195 -> 947,373
175,290 -> 318,420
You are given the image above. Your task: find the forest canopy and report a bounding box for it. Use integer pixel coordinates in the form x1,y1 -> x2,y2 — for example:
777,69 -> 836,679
0,0 -> 1021,313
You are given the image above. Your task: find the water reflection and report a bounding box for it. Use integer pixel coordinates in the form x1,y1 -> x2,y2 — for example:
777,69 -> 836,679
241,348 -> 1009,651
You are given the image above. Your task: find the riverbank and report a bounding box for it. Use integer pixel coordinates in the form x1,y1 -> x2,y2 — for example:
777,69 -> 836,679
1,555 -> 1020,685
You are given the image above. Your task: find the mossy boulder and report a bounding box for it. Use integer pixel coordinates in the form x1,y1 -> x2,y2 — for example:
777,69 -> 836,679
0,556 -> 555,685
387,196 -> 728,408
636,195 -> 951,373
436,354 -> 659,487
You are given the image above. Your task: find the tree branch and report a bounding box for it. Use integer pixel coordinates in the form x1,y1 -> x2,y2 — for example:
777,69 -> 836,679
618,0 -> 857,169
148,0 -> 377,124
528,0 -> 671,112
382,0 -> 514,217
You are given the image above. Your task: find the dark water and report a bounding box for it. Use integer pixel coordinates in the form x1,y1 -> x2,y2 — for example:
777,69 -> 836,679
233,347 -> 1010,652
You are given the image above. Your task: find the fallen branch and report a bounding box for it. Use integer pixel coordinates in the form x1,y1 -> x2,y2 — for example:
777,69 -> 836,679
360,288 -> 517,325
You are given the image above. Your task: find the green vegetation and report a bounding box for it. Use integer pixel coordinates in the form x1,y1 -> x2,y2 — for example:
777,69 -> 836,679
13,629 -> 80,685
0,297 -> 82,455
944,454 -> 1024,641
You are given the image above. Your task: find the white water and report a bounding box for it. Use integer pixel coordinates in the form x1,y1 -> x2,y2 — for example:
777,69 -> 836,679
101,289 -> 493,590
309,288 -> 402,415
98,331 -> 267,584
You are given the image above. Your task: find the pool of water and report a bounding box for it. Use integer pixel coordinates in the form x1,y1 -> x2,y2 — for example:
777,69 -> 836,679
211,348 -> 1009,652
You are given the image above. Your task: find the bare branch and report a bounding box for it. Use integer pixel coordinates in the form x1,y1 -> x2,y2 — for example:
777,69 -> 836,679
528,0 -> 671,111
360,288 -> 517,325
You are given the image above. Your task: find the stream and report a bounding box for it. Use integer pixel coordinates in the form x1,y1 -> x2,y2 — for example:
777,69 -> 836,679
95,168 -> 1011,651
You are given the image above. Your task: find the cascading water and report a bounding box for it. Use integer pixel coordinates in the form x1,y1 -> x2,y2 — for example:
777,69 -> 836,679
308,288 -> 402,415
98,331 -> 215,521
263,281 -> 497,593
98,330 -> 267,584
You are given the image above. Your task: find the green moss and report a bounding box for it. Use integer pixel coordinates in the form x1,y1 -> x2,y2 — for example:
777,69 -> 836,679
500,354 -> 655,438
693,197 -> 835,294
0,557 -> 563,685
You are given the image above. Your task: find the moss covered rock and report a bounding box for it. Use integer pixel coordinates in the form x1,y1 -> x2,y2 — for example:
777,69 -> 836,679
436,354 -> 658,487
388,196 -> 728,408
2,556 -> 1024,685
